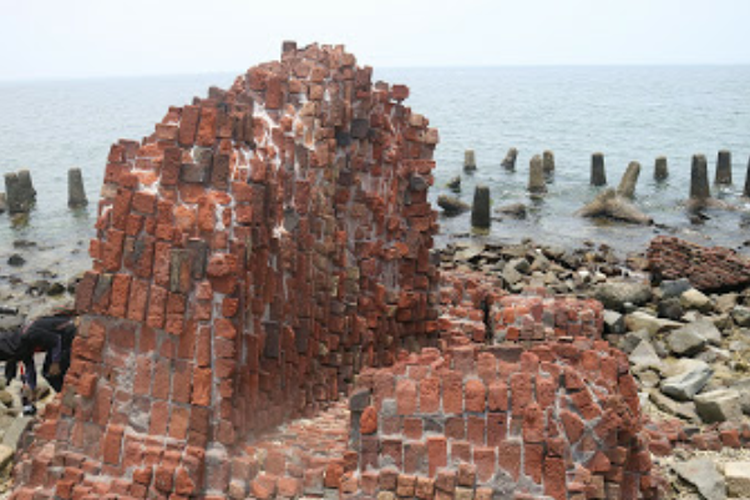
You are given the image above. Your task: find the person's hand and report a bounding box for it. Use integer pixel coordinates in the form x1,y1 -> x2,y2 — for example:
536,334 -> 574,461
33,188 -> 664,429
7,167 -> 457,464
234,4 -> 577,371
49,363 -> 61,377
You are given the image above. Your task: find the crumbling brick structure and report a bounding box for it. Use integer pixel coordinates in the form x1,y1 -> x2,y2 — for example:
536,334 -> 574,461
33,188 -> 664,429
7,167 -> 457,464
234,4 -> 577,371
11,42 -> 439,498
10,43 -> 708,500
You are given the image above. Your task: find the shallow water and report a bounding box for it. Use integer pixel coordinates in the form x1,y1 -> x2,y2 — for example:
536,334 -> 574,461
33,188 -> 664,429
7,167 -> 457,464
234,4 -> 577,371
0,66 -> 749,282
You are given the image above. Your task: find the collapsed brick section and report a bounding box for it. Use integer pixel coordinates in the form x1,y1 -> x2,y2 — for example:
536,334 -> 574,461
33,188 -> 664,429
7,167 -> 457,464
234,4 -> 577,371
11,42 -> 439,498
348,338 -> 657,500
648,236 -> 750,292
490,295 -> 604,344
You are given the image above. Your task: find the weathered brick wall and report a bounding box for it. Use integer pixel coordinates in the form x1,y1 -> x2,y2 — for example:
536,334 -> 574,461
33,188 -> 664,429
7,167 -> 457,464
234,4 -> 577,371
348,340 -> 656,500
11,42 -> 439,498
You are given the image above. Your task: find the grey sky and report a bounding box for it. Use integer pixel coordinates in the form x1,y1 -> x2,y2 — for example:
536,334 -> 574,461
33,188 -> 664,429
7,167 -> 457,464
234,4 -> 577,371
1,0 -> 749,80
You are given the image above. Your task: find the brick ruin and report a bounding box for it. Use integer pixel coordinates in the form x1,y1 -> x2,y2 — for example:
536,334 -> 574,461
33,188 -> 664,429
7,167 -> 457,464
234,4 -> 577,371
13,43 -> 741,500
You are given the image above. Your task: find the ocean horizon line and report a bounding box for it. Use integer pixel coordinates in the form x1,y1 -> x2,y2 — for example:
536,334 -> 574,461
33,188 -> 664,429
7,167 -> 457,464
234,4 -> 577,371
2,62 -> 750,85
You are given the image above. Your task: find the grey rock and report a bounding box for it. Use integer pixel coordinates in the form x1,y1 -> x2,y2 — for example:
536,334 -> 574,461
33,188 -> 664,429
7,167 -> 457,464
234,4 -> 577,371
730,378 -> 750,415
649,390 -> 699,422
495,203 -> 527,219
714,293 -> 738,314
731,305 -> 750,327
0,444 -> 12,470
507,257 -> 531,275
725,461 -> 750,498
7,254 -> 25,267
671,458 -> 726,500
447,175 -> 461,192
681,289 -> 713,313
437,195 -> 470,216
667,326 -> 708,356
1,416 -> 34,451
619,329 -> 650,353
660,278 -> 692,299
635,369 -> 661,389
625,311 -> 681,336
593,280 -> 652,312
629,339 -> 663,370
657,297 -> 684,321
694,389 -> 743,423
660,361 -> 713,401
603,310 -> 625,334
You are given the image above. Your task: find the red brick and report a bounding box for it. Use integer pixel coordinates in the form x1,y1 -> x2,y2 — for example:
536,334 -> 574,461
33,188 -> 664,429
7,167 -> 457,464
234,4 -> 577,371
464,378 -> 486,413
427,436 -> 447,476
360,405 -> 378,434
396,379 -> 417,415
524,442 -> 544,484
510,372 -> 533,414
442,371 -> 463,414
101,426 -> 124,465
497,440 -> 521,481
467,415 -> 486,446
419,377 -> 440,413
544,456 -> 566,500
523,403 -> 545,443
488,380 -> 508,412
560,409 -> 585,444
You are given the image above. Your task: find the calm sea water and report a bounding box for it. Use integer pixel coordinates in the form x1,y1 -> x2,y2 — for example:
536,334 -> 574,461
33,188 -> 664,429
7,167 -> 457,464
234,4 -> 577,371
1,66 -> 749,285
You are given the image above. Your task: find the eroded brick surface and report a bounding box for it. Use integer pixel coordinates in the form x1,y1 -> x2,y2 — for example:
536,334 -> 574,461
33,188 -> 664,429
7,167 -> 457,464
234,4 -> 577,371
648,235 -> 750,291
11,42 -> 439,498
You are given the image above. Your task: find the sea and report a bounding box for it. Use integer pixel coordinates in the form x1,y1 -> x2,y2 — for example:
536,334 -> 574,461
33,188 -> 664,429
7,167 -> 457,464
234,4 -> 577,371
1,66 -> 750,289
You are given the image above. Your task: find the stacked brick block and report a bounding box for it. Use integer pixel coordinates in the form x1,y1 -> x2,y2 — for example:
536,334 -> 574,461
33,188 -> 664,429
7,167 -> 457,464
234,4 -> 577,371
348,340 -> 657,499
648,236 -> 750,291
489,295 -> 604,345
11,42 -> 439,498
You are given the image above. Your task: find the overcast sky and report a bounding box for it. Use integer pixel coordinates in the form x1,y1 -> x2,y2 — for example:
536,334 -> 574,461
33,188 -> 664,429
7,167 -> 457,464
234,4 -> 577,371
1,0 -> 749,81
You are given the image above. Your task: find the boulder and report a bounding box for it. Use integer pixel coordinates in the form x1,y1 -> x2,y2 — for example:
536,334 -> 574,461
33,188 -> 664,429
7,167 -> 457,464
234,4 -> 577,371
680,288 -> 713,313
619,329 -> 651,354
649,390 -> 699,422
437,195 -> 470,216
495,202 -> 527,219
731,305 -> 750,327
603,310 -> 625,334
660,361 -> 713,401
671,458 -> 726,500
447,176 -> 461,192
666,325 -> 708,356
629,339 -> 663,370
730,378 -> 750,415
724,462 -> 750,498
694,389 -> 743,423
577,188 -> 652,225
660,278 -> 692,299
592,280 -> 652,312
624,311 -> 680,336
657,297 -> 684,321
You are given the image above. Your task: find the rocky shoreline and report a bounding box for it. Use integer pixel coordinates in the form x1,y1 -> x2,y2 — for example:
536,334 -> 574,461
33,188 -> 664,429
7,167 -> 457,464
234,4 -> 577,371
438,237 -> 750,499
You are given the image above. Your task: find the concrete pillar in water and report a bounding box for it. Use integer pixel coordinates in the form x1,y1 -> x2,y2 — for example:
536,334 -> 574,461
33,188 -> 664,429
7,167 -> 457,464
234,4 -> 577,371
654,156 -> 668,181
4,172 -> 33,213
743,156 -> 750,198
690,154 -> 710,200
68,168 -> 88,208
528,155 -> 547,194
17,169 -> 36,204
464,150 -> 477,172
542,150 -> 555,173
715,150 -> 732,185
616,161 -> 641,199
591,152 -> 607,186
501,147 -> 518,171
471,185 -> 491,229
